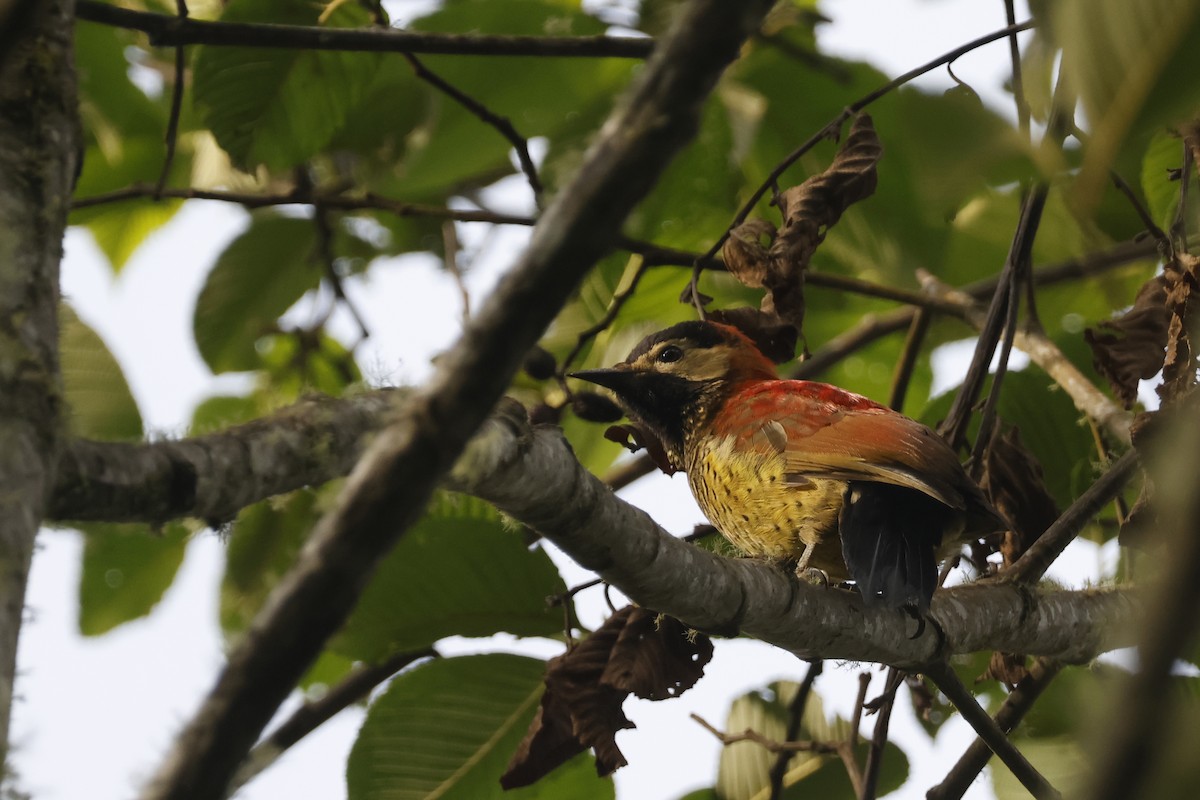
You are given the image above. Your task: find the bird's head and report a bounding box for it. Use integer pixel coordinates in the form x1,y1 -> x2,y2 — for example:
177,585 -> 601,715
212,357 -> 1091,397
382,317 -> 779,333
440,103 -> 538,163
570,320 -> 777,460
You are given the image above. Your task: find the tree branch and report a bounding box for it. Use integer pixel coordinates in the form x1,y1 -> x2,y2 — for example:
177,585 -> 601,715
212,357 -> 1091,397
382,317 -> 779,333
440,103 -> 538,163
137,3 -> 775,798
74,0 -> 655,59
445,403 -> 1139,667
924,662 -> 1060,800
927,658 -> 1063,800
0,0 -> 78,770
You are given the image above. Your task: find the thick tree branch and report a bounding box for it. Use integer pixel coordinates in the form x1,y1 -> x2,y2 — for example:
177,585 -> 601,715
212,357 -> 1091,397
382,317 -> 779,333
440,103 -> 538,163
445,403 -> 1139,667
75,0 -> 654,59
0,0 -> 78,772
50,391 -> 403,524
138,4 -> 774,799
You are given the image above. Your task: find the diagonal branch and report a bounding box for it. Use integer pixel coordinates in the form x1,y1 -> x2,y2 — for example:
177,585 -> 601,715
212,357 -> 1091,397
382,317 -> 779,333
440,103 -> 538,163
137,4 -> 776,799
927,658 -> 1063,800
74,0 -> 654,59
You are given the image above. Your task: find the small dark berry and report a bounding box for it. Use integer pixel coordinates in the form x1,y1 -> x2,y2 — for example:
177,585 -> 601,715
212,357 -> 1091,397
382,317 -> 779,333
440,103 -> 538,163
522,346 -> 558,380
571,391 -> 625,423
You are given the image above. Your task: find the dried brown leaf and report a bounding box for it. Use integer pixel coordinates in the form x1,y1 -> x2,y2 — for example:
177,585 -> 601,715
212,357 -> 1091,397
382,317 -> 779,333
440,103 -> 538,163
716,114 -> 882,335
721,219 -> 776,288
708,307 -> 798,363
601,608 -> 714,700
502,606 -> 712,788
981,426 -> 1059,567
603,424 -> 678,475
1160,253 -> 1200,404
1084,275 -> 1170,408
983,651 -> 1030,688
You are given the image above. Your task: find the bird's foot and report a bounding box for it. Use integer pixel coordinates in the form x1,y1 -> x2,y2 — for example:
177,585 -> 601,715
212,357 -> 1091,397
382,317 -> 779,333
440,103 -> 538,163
796,565 -> 830,588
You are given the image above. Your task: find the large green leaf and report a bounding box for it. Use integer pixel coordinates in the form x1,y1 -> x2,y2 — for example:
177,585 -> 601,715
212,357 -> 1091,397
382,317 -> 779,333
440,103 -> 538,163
221,490 -> 320,635
77,522 -> 190,636
75,22 -> 165,142
193,214 -> 321,373
385,0 -> 632,200
71,137 -> 188,271
347,654 -> 614,800
332,494 -> 567,661
919,369 -> 1098,508
1045,0 -> 1200,206
716,682 -> 908,800
191,0 -> 382,171
60,303 -> 143,440
1141,129 -> 1187,231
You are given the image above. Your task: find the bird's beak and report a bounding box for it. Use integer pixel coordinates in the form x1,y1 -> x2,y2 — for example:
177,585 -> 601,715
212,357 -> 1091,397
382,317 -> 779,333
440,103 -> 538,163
569,366 -> 643,397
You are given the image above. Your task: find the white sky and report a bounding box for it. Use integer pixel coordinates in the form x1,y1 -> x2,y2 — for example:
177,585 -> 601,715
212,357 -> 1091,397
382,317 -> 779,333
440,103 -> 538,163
15,2 -> 1128,800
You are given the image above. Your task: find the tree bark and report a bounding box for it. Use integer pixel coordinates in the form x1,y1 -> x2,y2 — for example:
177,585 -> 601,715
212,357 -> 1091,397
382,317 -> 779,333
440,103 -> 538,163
0,0 -> 78,776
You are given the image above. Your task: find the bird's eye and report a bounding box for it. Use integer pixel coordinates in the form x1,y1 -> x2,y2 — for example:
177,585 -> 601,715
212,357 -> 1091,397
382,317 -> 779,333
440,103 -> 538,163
657,345 -> 684,363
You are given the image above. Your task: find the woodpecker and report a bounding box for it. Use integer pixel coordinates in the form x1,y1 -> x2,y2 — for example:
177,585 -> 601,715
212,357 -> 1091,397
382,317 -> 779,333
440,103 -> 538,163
572,320 -> 1003,612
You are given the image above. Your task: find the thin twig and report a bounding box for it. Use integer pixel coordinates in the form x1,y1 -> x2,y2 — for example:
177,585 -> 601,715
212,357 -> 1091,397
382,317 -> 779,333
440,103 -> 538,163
939,183 -> 1047,451
927,658 -> 1063,800
924,662 -> 1061,800
1004,0 -> 1030,138
1004,449 -> 1140,584
690,713 -> 840,754
919,272 -> 1133,446
313,205 -> 370,341
403,52 -> 543,205
840,672 -> 870,799
1110,169 -> 1171,255
75,0 -> 655,58
559,256 -> 652,380
154,0 -> 188,199
862,668 -> 902,800
767,660 -> 823,800
230,648 -> 436,791
442,220 -> 470,323
698,19 -> 1036,267
888,308 -> 931,412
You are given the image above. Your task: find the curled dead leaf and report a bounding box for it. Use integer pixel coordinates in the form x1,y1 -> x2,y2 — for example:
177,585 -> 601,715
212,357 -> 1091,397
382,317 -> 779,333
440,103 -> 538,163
603,423 -> 678,475
981,426 -> 1059,568
708,307 -> 798,363
501,606 -> 713,789
1084,275 -> 1169,409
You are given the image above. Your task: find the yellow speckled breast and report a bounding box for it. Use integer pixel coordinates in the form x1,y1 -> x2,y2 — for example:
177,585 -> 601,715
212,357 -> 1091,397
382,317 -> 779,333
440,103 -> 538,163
685,435 -> 850,578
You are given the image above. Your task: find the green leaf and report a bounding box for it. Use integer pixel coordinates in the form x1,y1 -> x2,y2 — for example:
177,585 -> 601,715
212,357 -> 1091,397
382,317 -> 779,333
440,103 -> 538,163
333,494 -> 567,661
71,137 -> 187,271
189,394 -> 262,435
623,98 -> 742,252
919,369 -> 1097,508
221,490 -> 320,634
1141,129 -> 1185,230
1045,0 -> 1200,206
60,303 -> 143,440
991,736 -> 1085,800
347,654 -> 614,800
75,23 -> 165,141
78,522 -> 190,636
191,0 -> 382,171
193,214 -> 321,373
716,682 -> 907,800
385,0 -> 632,200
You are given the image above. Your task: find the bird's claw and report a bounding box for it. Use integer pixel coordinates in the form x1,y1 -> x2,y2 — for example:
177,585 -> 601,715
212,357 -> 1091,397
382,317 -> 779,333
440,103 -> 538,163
796,566 -> 830,588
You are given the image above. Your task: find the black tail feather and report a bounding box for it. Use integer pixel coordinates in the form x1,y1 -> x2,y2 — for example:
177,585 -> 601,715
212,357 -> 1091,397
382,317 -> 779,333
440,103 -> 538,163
839,482 -> 955,612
